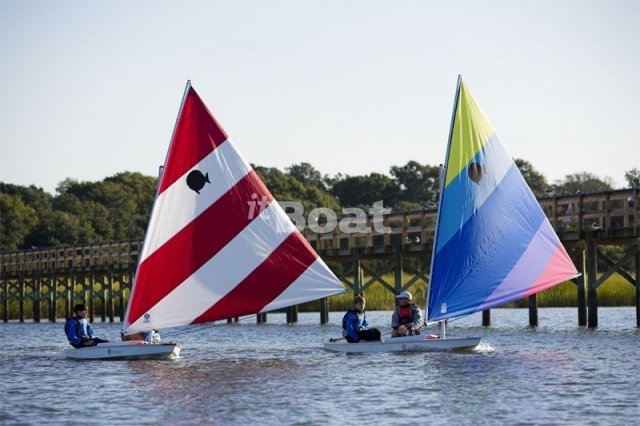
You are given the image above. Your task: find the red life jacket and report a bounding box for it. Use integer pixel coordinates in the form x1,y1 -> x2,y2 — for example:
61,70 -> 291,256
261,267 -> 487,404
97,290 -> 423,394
398,305 -> 413,325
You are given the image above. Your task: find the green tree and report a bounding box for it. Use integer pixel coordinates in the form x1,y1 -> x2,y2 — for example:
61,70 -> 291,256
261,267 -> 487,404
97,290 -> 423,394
0,192 -> 38,249
104,172 -> 157,237
255,165 -> 340,214
0,183 -> 55,248
53,192 -> 110,242
330,173 -> 400,209
552,172 -> 613,194
56,172 -> 157,242
514,158 -> 548,197
624,168 -> 640,188
286,163 -> 328,190
390,161 -> 439,208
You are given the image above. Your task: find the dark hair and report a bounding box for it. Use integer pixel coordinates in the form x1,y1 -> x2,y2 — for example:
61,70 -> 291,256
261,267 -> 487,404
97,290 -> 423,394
73,303 -> 87,313
354,295 -> 365,305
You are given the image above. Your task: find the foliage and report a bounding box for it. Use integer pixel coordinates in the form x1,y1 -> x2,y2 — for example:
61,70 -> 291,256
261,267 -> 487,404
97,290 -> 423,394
552,172 -> 613,195
0,192 -> 38,249
0,160 -> 632,250
515,158 -> 548,197
390,161 -> 439,208
285,162 -> 329,191
0,183 -> 54,249
0,173 -> 156,250
254,164 -> 340,214
624,167 -> 640,189
330,173 -> 400,210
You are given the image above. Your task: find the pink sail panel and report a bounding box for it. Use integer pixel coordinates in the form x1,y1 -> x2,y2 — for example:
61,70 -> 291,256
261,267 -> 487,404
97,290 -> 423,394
123,84 -> 344,333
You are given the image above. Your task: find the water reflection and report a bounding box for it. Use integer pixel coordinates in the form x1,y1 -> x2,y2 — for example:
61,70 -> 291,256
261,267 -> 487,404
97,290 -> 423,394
0,309 -> 638,424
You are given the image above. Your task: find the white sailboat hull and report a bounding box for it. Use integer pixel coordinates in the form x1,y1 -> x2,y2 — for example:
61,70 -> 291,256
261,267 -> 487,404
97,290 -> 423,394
323,334 -> 481,353
64,341 -> 180,360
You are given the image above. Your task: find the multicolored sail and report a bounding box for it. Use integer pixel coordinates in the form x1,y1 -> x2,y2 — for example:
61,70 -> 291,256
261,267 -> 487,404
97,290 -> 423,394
123,82 -> 344,333
427,78 -> 578,322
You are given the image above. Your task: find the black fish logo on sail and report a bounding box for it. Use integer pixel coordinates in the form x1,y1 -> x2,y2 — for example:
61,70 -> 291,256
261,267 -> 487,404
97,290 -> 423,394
468,162 -> 484,184
186,170 -> 211,194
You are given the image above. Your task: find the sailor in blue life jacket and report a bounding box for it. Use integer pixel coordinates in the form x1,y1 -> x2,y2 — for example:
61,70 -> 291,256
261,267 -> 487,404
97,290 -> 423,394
342,295 -> 381,343
391,291 -> 423,338
65,304 -> 109,348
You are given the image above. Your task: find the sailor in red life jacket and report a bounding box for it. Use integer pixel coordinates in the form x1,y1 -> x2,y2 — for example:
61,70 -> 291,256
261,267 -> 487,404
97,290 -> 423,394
391,291 -> 423,337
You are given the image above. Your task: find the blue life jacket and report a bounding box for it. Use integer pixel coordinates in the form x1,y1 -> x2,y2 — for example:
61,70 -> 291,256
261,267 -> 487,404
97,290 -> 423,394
342,308 -> 368,341
64,317 -> 93,345
65,317 -> 81,345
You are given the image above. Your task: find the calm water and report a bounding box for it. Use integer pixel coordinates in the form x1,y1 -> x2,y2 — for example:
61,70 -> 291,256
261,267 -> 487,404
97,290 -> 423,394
1,308 -> 638,425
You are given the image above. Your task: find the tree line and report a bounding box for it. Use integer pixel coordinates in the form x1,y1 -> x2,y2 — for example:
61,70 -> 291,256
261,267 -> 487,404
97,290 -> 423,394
1,162 -> 638,251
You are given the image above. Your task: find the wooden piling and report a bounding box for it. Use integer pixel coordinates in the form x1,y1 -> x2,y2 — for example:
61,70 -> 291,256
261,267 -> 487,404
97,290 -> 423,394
528,294 -> 538,327
99,288 -> 106,322
635,246 -> 640,328
19,273 -> 25,323
352,248 -> 362,296
65,276 -> 72,319
89,272 -> 95,323
49,272 -> 57,322
108,269 -> 114,322
256,312 -> 267,323
575,251 -> 587,326
34,273 -> 41,323
286,305 -> 298,323
2,273 -> 8,323
586,231 -> 598,328
48,276 -> 55,322
320,297 -> 329,324
123,268 -> 133,322
482,309 -> 490,326
394,246 -> 403,295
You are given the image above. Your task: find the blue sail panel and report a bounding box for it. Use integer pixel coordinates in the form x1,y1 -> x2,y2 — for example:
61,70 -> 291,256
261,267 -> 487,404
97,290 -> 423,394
427,81 -> 578,322
428,164 -> 546,321
435,133 -> 514,253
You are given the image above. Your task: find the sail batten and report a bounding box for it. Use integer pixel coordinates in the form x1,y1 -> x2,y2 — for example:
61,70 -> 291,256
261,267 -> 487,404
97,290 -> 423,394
427,80 -> 578,322
123,84 -> 344,334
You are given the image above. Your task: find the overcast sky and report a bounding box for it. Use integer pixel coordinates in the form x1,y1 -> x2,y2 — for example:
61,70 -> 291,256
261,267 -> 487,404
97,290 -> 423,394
1,0 -> 638,194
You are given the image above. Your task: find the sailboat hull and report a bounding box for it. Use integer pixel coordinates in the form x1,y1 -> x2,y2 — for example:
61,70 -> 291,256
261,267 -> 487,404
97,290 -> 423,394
323,334 -> 481,353
64,341 -> 180,360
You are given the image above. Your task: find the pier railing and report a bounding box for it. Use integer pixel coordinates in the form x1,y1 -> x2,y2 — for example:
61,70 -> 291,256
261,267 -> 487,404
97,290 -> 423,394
1,189 -> 638,274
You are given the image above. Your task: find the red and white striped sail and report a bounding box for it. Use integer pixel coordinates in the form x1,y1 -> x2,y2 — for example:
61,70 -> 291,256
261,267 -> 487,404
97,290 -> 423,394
123,82 -> 344,333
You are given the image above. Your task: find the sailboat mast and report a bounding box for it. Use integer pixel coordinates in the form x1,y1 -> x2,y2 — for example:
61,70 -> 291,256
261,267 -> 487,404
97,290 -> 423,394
425,75 -> 462,326
158,80 -> 192,190
122,80 -> 193,332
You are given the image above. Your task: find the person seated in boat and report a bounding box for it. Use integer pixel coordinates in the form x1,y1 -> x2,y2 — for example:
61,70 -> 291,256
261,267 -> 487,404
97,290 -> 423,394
64,304 -> 109,348
391,291 -> 423,338
342,295 -> 381,343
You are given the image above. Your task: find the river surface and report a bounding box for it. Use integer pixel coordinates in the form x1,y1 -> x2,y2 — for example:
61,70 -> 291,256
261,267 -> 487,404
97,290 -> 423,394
0,308 -> 638,425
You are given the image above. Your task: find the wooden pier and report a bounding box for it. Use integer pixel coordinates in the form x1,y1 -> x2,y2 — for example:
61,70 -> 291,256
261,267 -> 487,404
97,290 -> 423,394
1,189 -> 639,327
